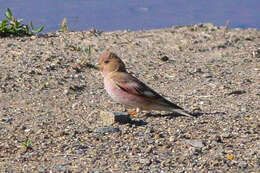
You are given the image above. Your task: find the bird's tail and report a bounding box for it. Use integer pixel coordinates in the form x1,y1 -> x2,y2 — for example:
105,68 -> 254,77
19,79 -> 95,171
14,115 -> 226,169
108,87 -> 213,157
172,108 -> 193,117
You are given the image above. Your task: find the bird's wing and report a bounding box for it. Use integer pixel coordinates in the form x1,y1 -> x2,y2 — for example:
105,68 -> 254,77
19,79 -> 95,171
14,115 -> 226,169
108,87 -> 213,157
110,72 -> 161,99
109,72 -> 183,110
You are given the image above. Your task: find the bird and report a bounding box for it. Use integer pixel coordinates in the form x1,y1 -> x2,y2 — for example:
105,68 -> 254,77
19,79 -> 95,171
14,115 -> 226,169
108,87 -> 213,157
97,51 -> 192,117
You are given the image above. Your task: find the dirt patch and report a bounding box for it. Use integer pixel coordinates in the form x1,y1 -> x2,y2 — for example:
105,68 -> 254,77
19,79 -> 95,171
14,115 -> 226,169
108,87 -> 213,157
0,23 -> 259,172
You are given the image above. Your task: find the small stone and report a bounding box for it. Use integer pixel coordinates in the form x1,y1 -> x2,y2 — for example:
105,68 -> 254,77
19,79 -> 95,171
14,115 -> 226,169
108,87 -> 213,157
7,43 -> 14,47
140,158 -> 151,165
1,117 -> 13,123
73,149 -> 84,155
37,167 -> 46,172
238,161 -> 248,169
227,90 -> 246,96
101,111 -> 131,126
241,107 -> 247,112
169,136 -> 175,142
31,35 -> 37,39
160,55 -> 169,62
28,69 -> 36,75
56,164 -> 71,172
24,129 -> 31,133
186,139 -> 205,148
154,134 -> 161,140
63,89 -> 69,95
72,102 -> 79,109
181,133 -> 191,139
193,148 -> 203,155
254,67 -> 260,71
211,141 -> 218,146
221,132 -> 233,138
94,127 -> 120,134
202,73 -> 212,78
226,154 -> 234,160
215,135 -> 223,143
195,68 -> 203,73
56,165 -> 66,171
252,49 -> 260,58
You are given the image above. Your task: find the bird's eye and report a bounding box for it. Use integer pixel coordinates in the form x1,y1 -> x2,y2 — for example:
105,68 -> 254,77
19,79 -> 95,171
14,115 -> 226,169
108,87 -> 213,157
104,60 -> 110,64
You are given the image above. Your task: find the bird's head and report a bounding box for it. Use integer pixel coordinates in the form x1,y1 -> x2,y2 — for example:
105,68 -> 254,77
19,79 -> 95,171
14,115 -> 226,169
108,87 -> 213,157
97,51 -> 126,76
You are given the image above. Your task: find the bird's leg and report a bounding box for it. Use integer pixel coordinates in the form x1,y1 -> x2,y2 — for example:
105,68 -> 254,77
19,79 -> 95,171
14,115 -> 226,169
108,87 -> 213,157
128,107 -> 140,116
128,109 -> 137,116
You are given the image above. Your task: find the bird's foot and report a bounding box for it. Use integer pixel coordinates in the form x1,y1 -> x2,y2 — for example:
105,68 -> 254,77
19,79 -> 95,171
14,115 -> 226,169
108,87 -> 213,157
127,108 -> 141,116
128,109 -> 137,116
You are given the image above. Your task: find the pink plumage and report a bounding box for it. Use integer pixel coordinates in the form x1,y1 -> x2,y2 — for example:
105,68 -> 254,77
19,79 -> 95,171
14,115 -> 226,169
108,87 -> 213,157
98,51 -> 192,117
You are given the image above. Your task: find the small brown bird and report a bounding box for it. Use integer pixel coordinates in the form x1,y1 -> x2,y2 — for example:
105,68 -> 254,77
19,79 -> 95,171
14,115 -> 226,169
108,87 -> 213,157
97,51 -> 192,117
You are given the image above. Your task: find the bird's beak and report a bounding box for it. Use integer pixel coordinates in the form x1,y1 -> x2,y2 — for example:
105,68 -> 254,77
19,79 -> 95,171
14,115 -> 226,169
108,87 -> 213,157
95,63 -> 100,70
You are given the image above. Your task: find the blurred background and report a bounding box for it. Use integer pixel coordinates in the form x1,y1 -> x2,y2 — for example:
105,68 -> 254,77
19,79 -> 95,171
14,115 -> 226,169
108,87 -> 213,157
0,0 -> 259,32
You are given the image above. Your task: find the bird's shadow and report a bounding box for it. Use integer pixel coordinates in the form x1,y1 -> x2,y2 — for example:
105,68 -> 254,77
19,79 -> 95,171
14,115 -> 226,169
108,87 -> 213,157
144,111 -> 226,119
128,119 -> 148,126
121,111 -> 226,127
144,112 -> 191,119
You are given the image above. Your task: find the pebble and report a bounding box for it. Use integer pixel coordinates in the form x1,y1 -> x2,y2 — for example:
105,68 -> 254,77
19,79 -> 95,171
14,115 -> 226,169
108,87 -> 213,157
94,126 -> 120,135
186,139 -> 205,148
63,89 -> 69,95
227,90 -> 246,96
1,117 -> 13,123
169,136 -> 175,142
238,161 -> 248,169
24,129 -> 31,133
30,35 -> 37,40
101,111 -> 131,126
7,43 -> 15,47
221,132 -> 233,138
160,55 -> 169,62
195,68 -> 203,73
202,73 -> 212,78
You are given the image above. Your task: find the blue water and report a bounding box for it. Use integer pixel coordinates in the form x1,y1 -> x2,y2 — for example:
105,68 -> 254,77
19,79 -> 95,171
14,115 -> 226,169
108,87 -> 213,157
0,0 -> 259,33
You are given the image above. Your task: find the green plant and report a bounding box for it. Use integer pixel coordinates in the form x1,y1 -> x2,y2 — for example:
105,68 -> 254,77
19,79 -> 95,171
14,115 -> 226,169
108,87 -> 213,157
23,139 -> 33,150
59,18 -> 68,32
85,45 -> 91,56
0,8 -> 44,37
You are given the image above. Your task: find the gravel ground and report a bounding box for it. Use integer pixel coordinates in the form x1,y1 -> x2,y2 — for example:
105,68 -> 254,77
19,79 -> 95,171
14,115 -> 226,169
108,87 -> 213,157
0,23 -> 259,172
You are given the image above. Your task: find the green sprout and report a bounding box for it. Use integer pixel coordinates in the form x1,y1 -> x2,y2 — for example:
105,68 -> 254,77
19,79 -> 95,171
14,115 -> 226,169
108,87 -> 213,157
59,18 -> 69,32
85,45 -> 91,56
0,8 -> 44,37
23,139 -> 33,150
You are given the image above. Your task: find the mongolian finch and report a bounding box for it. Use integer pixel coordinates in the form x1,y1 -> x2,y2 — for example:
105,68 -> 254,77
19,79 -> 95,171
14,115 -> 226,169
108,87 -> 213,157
97,51 -> 192,117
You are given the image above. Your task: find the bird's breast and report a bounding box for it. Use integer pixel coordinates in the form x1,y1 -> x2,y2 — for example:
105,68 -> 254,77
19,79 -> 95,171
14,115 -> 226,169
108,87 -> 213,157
104,78 -> 122,101
103,77 -> 154,110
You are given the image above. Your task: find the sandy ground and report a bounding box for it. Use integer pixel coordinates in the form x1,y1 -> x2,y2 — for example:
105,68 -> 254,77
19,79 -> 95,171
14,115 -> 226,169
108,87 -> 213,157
0,23 -> 259,172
